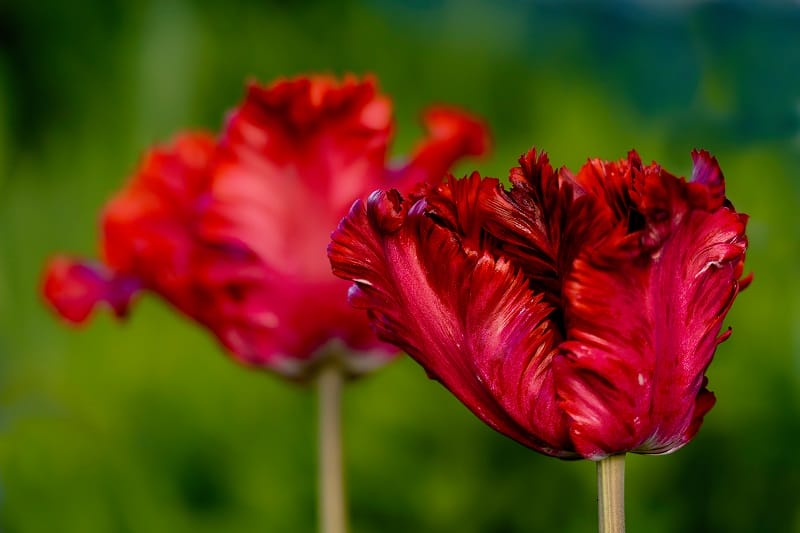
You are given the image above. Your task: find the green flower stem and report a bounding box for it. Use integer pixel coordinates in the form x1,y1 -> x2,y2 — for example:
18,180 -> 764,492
597,454 -> 626,533
318,364 -> 346,533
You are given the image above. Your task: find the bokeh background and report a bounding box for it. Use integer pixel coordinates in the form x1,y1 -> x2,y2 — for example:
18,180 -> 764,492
1,0 -> 799,531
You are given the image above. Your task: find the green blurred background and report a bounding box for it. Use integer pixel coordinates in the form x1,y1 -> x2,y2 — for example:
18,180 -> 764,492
0,0 -> 798,531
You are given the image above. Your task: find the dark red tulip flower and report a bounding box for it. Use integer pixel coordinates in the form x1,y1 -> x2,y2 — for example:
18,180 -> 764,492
329,147 -> 749,460
42,75 -> 489,380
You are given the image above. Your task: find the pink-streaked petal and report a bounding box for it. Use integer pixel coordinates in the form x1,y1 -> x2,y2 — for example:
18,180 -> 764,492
329,190 -> 575,457
42,256 -> 140,323
467,256 -> 574,456
221,76 -> 392,212
557,198 -> 748,459
388,106 -> 490,191
203,76 -> 393,281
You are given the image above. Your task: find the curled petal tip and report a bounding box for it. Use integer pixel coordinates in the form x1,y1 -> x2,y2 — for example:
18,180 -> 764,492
42,257 -> 104,323
42,257 -> 139,324
512,147 -> 556,188
683,385 -> 716,446
366,189 -> 406,233
239,75 -> 389,134
422,106 -> 491,157
738,272 -> 754,292
626,149 -> 643,168
388,106 -> 491,190
690,149 -> 726,209
518,146 -> 550,171
716,327 -> 733,345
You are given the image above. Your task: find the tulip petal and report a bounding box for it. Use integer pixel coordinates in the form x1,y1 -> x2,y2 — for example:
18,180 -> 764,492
43,75 -> 490,380
101,133 -> 216,315
388,106 -> 490,191
330,188 -> 575,456
42,256 -> 140,323
192,77 -> 398,369
690,149 -> 726,210
204,77 -> 393,280
557,185 -> 748,458
480,149 -> 607,308
420,171 -> 507,254
195,251 -> 389,376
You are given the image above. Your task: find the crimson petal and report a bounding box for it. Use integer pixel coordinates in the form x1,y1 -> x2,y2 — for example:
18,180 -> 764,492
557,173 -> 748,459
42,256 -> 140,323
329,188 -> 576,457
101,132 -> 216,310
689,149 -> 726,210
43,74 -> 491,381
481,149 -> 606,309
388,106 -> 490,192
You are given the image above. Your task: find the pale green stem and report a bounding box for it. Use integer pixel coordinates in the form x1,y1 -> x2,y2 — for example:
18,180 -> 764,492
318,364 -> 346,533
597,454 -> 626,533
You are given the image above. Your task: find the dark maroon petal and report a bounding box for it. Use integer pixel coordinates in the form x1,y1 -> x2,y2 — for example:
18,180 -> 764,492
481,148 -> 606,309
628,162 -> 686,251
571,151 -> 640,228
329,189 -> 576,457
556,190 -> 748,458
421,172 -> 507,254
467,256 -> 574,455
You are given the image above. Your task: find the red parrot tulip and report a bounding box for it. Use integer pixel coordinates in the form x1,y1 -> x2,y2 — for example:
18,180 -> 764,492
43,75 -> 489,380
329,148 -> 749,458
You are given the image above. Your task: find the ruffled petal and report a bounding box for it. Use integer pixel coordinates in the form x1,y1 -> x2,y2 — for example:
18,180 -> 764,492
387,106 -> 490,191
556,168 -> 748,459
197,76 -> 488,373
689,149 -> 725,210
420,171 -> 507,254
203,76 -> 393,280
43,134 -> 213,326
42,256 -> 140,323
101,132 -> 216,316
43,75 -> 494,381
480,148 -> 607,309
193,249 -> 394,378
329,189 -> 575,456
571,151 -> 642,229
